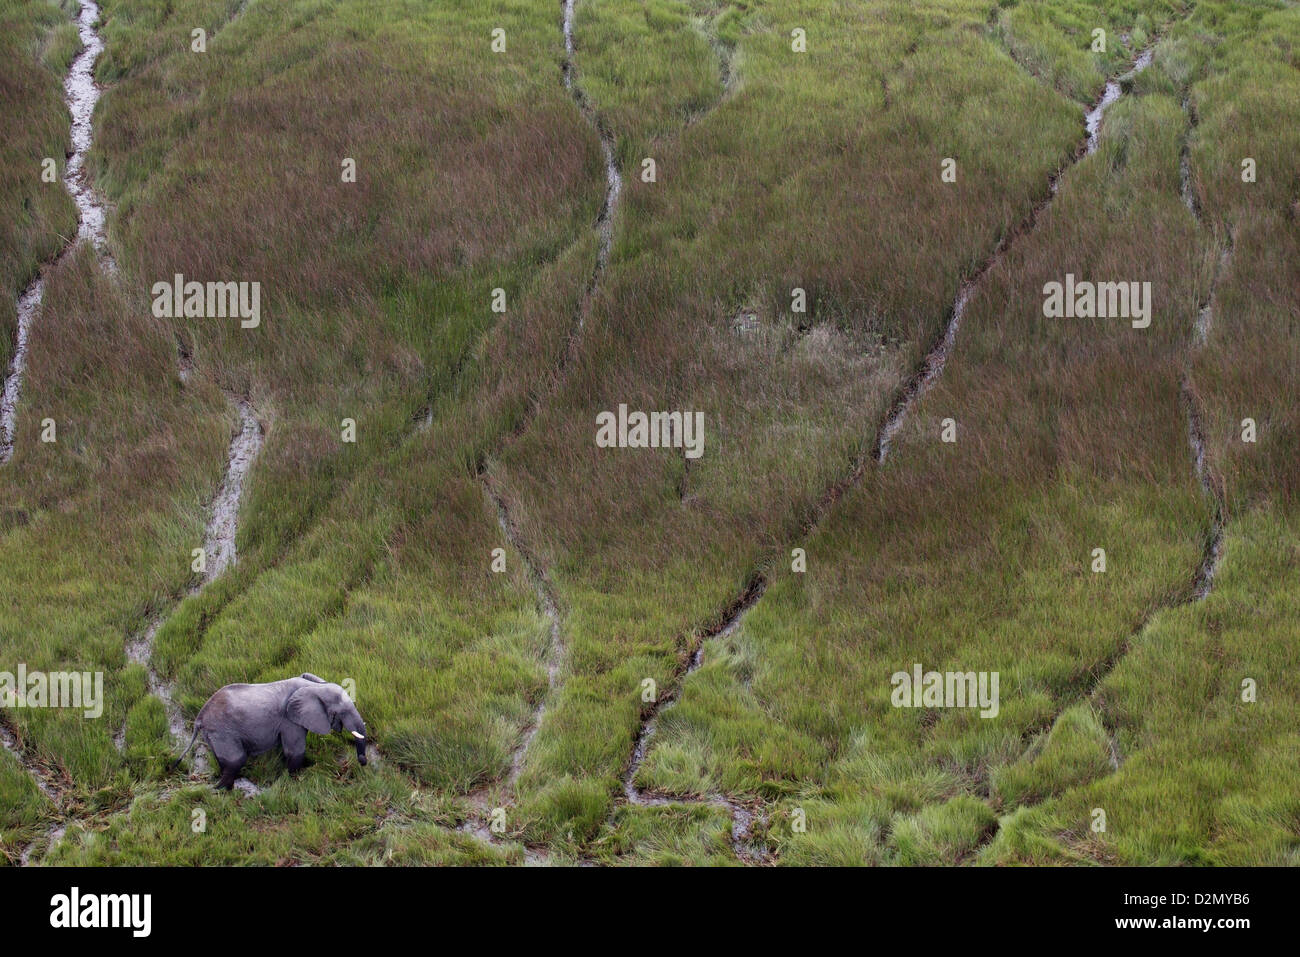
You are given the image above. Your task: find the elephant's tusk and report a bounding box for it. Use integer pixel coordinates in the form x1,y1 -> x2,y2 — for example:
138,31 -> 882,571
351,731 -> 365,740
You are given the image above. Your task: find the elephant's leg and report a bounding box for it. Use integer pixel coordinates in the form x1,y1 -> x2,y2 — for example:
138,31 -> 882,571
281,726 -> 309,773
216,764 -> 239,790
206,732 -> 246,789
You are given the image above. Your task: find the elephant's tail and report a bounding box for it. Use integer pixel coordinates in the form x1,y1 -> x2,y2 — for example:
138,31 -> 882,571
170,719 -> 202,771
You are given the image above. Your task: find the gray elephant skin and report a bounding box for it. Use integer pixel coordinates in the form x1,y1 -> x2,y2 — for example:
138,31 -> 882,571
175,673 -> 368,789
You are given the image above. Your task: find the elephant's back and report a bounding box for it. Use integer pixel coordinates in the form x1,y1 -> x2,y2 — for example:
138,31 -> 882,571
199,680 -> 298,725
198,683 -> 252,720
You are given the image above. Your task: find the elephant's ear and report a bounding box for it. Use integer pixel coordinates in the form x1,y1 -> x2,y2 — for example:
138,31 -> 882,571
285,687 -> 332,735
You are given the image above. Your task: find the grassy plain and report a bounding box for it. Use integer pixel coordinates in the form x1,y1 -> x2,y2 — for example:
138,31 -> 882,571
0,0 -> 1294,864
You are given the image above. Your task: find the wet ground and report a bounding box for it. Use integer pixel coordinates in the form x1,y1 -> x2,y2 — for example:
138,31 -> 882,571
1,0 -> 113,464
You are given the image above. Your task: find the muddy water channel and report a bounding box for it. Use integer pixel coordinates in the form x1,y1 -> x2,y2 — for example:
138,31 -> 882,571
481,476 -> 563,791
1,0 -> 113,464
1178,103 -> 1230,601
1085,48 -> 1154,153
620,584 -> 769,862
562,0 -> 621,322
2,719 -> 68,864
123,400 -> 264,762
880,47 -> 1155,461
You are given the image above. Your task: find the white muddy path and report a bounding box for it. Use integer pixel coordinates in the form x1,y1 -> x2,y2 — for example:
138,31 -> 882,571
121,399 -> 264,776
1085,48 -> 1154,155
562,0 -> 621,327
1,0 -> 114,465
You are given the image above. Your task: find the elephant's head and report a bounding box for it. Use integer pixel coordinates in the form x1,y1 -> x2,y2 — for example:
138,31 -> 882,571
285,680 -> 369,765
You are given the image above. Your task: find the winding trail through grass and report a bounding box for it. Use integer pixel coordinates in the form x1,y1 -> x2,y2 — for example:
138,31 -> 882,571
1178,96 -> 1231,600
1084,48 -> 1154,155
479,470 -> 563,792
450,0 -> 622,861
562,0 -> 622,337
102,0 -> 267,792
881,40 -> 1155,461
0,719 -> 69,864
493,0 -> 621,739
684,11 -> 739,127
0,0 -> 121,864
620,579 -> 769,862
618,40 -> 1165,865
962,61 -> 1235,863
0,0 -> 113,465
122,399 -> 264,763
1007,81 -> 1233,769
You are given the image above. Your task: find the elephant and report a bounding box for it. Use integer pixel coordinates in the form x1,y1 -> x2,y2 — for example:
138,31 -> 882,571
174,673 -> 368,789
